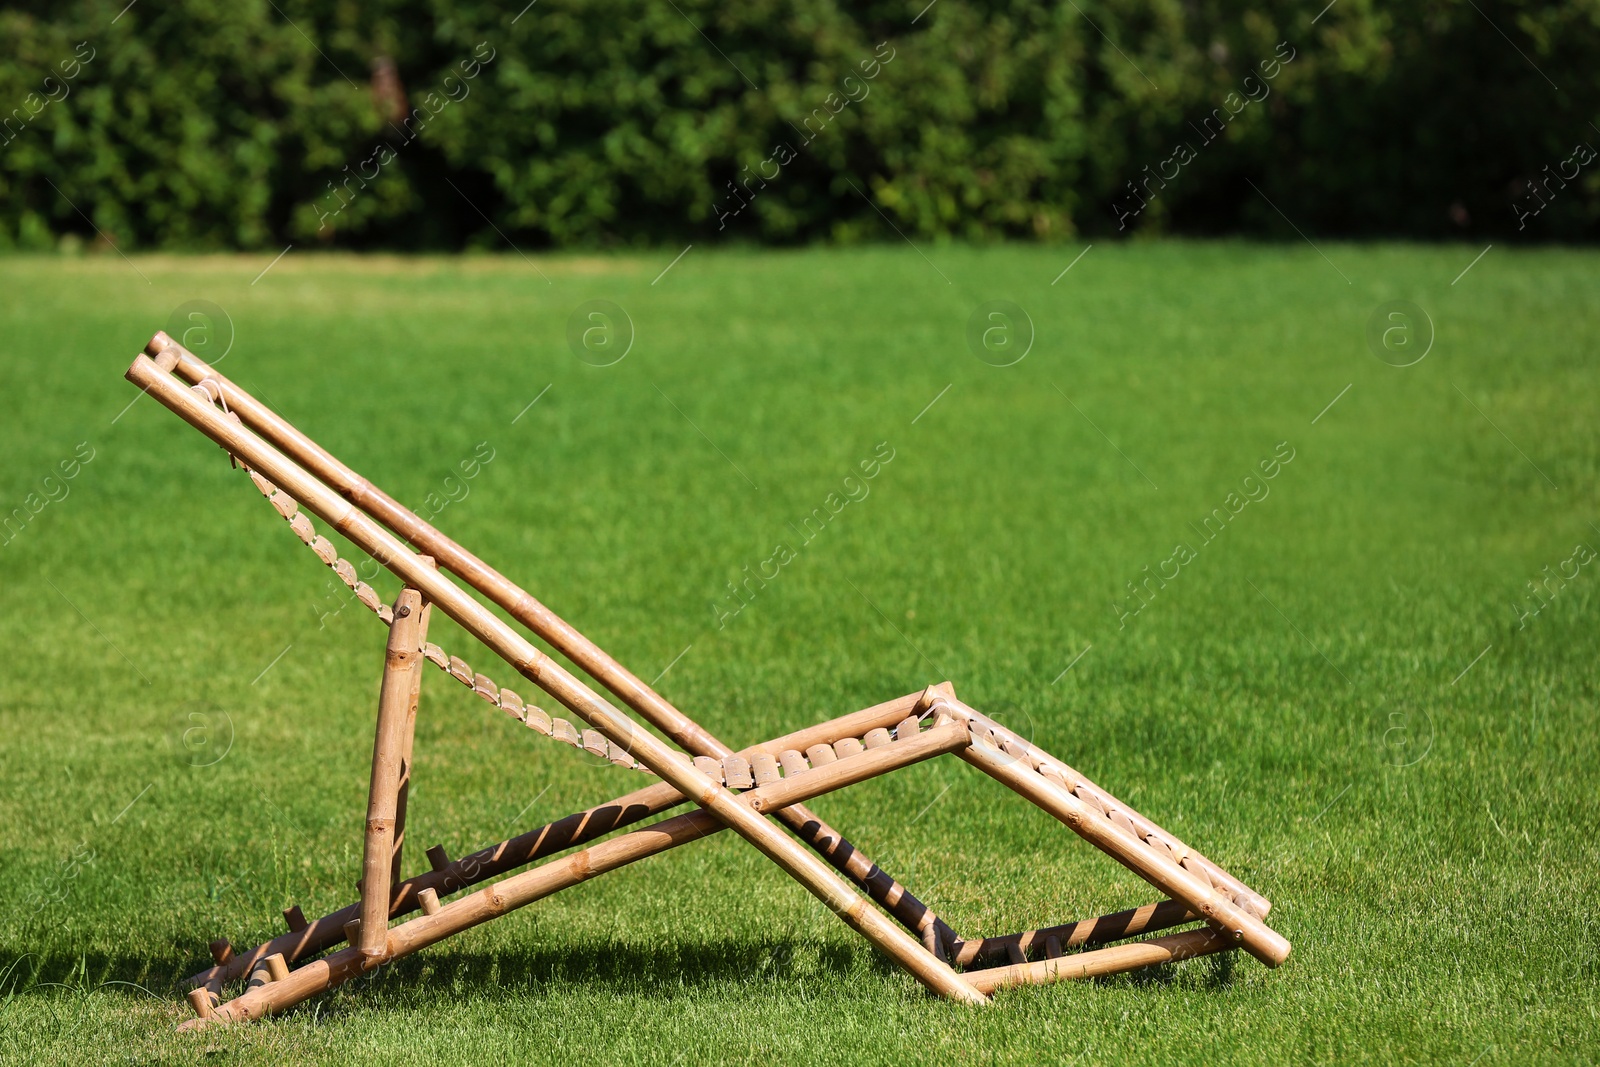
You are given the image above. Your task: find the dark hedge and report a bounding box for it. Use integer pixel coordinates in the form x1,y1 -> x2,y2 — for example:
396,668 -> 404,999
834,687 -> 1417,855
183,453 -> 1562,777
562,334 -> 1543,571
1,0 -> 1595,250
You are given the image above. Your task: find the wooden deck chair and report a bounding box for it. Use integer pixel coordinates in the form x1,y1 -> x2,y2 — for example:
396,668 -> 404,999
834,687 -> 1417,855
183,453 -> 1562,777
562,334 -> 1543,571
127,332 -> 1288,1028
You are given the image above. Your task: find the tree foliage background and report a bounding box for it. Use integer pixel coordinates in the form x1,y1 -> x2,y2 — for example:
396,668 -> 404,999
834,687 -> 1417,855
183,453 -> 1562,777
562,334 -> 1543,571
1,0 -> 1595,250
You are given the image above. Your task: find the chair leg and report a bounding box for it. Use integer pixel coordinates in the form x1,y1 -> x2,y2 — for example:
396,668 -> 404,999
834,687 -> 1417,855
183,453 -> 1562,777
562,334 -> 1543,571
358,583 -> 430,959
389,564 -> 433,892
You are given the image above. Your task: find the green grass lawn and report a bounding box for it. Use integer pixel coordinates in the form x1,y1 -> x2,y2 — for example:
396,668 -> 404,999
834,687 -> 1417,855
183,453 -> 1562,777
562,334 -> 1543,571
0,242 -> 1596,1065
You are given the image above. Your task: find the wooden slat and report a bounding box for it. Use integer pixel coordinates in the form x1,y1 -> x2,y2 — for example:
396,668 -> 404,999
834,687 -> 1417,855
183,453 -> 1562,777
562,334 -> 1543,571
310,535 -> 337,565
1001,737 -> 1034,768
1180,854 -> 1215,890
863,727 -> 893,749
833,737 -> 865,760
806,743 -> 837,767
751,753 -> 780,785
894,716 -> 921,742
722,755 -> 754,790
693,755 -> 723,783
1110,809 -> 1141,840
779,749 -> 809,778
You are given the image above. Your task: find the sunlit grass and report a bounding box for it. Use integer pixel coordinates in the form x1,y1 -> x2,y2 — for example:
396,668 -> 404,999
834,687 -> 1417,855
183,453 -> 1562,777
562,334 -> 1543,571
0,242 -> 1595,1065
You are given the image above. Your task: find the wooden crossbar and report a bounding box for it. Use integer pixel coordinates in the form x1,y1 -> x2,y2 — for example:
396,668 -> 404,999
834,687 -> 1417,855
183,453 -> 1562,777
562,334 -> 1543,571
128,333 -> 1289,1027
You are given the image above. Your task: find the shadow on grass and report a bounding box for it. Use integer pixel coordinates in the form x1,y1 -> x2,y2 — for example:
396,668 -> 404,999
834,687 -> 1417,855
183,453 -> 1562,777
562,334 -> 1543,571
342,935 -> 864,998
1,928 -> 1237,1023
0,935 -> 860,1009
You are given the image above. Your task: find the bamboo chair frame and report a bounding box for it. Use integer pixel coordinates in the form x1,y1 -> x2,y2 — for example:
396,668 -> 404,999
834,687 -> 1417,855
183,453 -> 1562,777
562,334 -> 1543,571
126,332 -> 1288,1029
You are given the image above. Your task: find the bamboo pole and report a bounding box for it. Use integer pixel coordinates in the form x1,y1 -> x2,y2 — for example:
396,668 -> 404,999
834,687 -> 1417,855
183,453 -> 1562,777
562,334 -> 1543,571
390,566 -> 433,887
184,691 -> 937,990
963,928 -> 1234,994
358,584 -> 428,958
956,730 -> 1289,968
149,332 -> 954,949
181,719 -> 974,1027
132,348 -> 985,1005
952,899 -> 1196,968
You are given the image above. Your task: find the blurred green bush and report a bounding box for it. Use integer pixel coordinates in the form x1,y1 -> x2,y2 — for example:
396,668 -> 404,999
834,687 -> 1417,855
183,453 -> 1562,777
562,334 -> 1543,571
1,0 -> 1595,249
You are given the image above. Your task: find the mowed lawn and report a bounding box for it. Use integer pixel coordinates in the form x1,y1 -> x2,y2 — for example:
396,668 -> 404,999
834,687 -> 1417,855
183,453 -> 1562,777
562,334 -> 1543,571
0,243 -> 1595,1065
